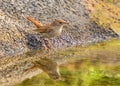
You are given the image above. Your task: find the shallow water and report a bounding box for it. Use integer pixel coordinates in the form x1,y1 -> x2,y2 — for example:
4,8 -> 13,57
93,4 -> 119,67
15,39 -> 120,86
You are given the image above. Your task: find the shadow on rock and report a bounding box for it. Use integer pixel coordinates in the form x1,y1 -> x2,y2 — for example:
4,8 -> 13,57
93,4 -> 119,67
22,31 -> 42,50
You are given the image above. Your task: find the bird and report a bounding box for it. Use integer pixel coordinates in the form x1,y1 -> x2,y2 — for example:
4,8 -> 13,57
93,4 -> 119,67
26,16 -> 68,50
25,58 -> 61,80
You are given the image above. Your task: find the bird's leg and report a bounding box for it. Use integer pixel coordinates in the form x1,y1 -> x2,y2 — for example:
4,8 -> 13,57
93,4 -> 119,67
45,39 -> 54,50
24,65 -> 39,72
41,39 -> 49,50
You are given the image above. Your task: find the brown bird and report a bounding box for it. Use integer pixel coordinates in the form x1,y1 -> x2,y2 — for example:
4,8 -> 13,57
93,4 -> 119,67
26,16 -> 68,50
25,58 -> 61,80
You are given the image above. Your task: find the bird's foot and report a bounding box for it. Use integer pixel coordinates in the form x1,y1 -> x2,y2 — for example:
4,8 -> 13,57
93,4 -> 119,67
42,39 -> 55,51
46,39 -> 55,50
41,39 -> 50,50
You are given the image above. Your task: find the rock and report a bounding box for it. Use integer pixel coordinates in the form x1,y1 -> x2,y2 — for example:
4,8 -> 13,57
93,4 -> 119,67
0,0 -> 119,85
0,0 -> 118,57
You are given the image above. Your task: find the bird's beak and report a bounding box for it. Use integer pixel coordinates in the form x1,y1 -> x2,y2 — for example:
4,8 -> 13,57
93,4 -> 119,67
63,21 -> 69,24
65,22 -> 69,24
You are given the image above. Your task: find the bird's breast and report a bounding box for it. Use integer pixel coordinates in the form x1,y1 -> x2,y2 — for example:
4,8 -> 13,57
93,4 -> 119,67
42,26 -> 63,39
53,26 -> 63,36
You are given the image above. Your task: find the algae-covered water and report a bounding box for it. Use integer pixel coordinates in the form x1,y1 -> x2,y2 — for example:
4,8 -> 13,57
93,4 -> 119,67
15,39 -> 120,86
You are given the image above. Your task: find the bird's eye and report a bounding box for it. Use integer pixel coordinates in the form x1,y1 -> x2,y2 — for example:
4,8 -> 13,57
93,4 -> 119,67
59,22 -> 62,24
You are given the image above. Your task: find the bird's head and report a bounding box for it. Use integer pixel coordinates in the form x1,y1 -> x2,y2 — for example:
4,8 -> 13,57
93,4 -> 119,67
52,19 -> 69,26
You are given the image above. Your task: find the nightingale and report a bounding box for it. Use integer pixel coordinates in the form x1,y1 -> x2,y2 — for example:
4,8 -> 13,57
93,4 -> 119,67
25,58 -> 61,80
26,16 -> 68,50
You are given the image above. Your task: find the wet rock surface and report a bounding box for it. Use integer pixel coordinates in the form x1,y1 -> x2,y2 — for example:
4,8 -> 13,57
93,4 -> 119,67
0,0 -> 118,57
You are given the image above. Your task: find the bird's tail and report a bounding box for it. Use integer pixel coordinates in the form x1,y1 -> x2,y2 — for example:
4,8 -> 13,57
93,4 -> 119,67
26,16 -> 43,28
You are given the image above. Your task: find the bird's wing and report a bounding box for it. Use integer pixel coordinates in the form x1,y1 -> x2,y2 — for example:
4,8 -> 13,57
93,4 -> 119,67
26,16 -> 43,28
26,16 -> 54,33
33,25 -> 54,33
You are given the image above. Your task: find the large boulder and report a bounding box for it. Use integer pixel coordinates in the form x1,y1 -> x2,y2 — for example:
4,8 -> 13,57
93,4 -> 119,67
0,0 -> 118,57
